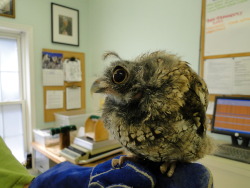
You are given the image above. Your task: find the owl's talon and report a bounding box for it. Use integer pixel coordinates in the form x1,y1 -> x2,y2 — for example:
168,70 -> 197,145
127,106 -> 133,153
112,155 -> 137,168
160,161 -> 176,177
111,156 -> 128,168
118,155 -> 127,165
111,159 -> 120,168
167,163 -> 176,177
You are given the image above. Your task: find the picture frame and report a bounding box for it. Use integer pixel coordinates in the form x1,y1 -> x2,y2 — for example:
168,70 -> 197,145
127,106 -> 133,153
51,3 -> 79,46
0,0 -> 15,18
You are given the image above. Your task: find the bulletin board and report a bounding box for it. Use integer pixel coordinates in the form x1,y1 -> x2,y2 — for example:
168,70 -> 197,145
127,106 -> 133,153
42,48 -> 86,122
200,0 -> 250,117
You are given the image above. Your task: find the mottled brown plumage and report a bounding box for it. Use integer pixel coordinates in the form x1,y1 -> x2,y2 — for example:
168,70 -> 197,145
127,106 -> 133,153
91,51 -> 214,176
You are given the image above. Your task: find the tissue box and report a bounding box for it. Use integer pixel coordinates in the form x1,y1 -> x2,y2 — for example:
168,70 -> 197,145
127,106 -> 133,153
33,129 -> 59,146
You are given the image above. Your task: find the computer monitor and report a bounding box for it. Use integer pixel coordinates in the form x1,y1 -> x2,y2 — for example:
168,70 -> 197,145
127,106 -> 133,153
211,96 -> 250,147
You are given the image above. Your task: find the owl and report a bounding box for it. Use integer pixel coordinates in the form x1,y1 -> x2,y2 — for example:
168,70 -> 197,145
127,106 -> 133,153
91,51 -> 214,177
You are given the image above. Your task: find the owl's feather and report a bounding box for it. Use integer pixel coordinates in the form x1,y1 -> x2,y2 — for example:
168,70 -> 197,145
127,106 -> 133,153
91,51 -> 214,176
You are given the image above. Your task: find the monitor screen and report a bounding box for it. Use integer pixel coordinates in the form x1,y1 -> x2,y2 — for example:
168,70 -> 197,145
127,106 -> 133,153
211,96 -> 250,138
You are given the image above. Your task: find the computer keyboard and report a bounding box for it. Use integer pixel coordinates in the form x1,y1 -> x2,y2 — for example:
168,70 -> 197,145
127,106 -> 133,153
213,144 -> 250,164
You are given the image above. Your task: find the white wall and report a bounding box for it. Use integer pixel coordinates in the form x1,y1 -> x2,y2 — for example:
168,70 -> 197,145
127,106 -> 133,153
0,0 -> 89,128
0,0 -> 203,127
86,0 -> 203,112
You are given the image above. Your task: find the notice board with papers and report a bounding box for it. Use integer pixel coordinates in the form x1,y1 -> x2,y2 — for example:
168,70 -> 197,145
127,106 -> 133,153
200,0 -> 250,117
42,48 -> 86,122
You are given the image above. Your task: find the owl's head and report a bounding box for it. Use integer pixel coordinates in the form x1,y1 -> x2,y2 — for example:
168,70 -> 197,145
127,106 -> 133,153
91,51 -> 183,105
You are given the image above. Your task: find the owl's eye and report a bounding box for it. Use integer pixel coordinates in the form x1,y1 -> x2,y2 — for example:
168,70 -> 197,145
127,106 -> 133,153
112,66 -> 128,84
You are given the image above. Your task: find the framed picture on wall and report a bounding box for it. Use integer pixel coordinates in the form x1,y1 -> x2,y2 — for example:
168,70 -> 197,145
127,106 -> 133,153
0,0 -> 15,18
51,3 -> 79,46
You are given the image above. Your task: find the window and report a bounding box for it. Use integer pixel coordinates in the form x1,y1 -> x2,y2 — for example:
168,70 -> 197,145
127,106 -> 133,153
0,24 -> 35,163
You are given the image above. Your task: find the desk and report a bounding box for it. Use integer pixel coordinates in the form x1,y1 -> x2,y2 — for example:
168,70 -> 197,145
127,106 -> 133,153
199,155 -> 250,188
32,142 -> 122,173
32,142 -> 66,164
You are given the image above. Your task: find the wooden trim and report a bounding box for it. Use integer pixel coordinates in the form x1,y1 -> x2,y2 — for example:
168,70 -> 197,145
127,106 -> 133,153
199,0 -> 206,77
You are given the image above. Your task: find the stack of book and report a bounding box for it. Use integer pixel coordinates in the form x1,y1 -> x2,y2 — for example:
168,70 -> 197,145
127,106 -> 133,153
60,136 -> 123,164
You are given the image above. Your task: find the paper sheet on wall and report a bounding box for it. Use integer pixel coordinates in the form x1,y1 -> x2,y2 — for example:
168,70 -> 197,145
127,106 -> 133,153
46,90 -> 64,109
234,57 -> 250,94
43,69 -> 64,86
204,58 -> 234,94
64,59 -> 82,82
66,87 -> 81,110
204,56 -> 250,95
205,0 -> 250,55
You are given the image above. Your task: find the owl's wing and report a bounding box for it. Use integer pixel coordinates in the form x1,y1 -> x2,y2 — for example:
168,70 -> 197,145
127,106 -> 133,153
190,67 -> 209,135
168,61 -> 209,135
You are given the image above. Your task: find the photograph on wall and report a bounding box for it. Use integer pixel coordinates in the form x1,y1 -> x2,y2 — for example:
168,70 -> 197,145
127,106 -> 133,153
42,51 -> 63,69
0,0 -> 15,18
51,3 -> 79,46
59,15 -> 72,36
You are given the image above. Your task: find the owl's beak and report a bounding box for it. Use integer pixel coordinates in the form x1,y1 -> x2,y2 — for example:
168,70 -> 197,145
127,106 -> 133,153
91,78 -> 107,95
